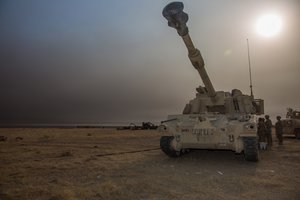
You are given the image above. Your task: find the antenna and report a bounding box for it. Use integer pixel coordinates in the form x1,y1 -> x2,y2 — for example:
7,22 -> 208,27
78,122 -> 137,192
247,38 -> 254,98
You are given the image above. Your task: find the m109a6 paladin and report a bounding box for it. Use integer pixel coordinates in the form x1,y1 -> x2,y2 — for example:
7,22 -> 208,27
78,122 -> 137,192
160,2 -> 264,161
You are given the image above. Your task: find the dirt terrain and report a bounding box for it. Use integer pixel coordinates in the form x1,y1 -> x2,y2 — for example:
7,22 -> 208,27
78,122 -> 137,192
0,128 -> 299,200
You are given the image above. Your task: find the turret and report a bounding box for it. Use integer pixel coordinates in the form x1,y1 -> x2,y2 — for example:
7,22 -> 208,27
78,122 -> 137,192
162,2 -> 216,97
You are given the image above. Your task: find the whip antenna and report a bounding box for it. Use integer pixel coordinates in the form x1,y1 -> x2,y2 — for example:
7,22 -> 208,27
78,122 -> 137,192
247,38 -> 254,98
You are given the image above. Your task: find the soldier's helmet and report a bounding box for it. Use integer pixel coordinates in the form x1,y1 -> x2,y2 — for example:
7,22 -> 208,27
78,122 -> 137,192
265,115 -> 269,119
276,116 -> 281,120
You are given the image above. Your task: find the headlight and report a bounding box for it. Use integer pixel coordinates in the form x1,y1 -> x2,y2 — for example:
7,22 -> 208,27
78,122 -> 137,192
244,123 -> 255,130
158,125 -> 167,132
287,120 -> 292,126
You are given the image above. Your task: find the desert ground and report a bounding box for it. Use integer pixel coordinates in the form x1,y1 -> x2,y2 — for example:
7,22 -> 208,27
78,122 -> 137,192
0,128 -> 299,200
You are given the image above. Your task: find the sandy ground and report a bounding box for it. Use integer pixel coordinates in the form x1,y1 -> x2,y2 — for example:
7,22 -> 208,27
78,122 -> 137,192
0,128 -> 299,200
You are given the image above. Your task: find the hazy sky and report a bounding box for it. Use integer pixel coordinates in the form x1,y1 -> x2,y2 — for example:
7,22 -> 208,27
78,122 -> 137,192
0,0 -> 299,124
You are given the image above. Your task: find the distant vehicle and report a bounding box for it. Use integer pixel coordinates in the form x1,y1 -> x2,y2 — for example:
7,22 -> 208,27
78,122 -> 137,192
117,123 -> 138,130
159,2 -> 264,162
117,122 -> 157,130
141,122 -> 158,130
282,108 -> 300,139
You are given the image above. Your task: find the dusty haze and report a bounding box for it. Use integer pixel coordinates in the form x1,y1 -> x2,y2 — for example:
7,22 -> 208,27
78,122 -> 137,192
0,0 -> 299,124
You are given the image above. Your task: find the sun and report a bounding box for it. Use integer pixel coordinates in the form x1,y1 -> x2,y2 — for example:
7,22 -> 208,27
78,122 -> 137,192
256,14 -> 282,37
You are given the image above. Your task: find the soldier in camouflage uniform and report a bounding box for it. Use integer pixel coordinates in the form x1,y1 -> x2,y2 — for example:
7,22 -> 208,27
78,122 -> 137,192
265,115 -> 273,146
257,118 -> 267,150
275,116 -> 283,145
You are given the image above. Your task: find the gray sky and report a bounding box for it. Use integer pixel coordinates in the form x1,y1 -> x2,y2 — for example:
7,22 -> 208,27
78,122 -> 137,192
0,0 -> 299,124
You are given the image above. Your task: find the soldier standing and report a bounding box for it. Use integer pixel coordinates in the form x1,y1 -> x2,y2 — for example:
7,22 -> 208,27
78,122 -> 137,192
275,116 -> 283,145
257,118 -> 267,150
265,115 -> 273,146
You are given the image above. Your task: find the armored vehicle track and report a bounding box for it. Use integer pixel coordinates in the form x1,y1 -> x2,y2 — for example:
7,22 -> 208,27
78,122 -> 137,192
160,136 -> 181,157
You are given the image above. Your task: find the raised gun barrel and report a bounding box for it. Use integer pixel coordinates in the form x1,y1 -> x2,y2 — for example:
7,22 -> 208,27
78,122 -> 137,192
162,2 -> 216,97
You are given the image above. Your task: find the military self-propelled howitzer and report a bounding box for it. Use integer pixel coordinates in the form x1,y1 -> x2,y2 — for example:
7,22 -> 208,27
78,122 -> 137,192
160,2 -> 264,161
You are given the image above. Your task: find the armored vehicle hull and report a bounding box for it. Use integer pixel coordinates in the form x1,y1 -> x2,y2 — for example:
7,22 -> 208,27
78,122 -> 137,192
282,109 -> 300,139
160,114 -> 258,161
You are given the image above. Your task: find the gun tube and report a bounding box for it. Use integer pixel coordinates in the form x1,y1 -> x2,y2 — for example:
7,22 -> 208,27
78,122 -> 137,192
181,34 -> 216,97
163,2 -> 216,97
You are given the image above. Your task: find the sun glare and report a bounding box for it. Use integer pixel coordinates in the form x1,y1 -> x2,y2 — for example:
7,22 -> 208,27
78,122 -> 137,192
256,14 -> 282,37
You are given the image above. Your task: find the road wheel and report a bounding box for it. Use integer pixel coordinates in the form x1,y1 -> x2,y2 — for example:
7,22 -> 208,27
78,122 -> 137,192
160,136 -> 181,158
243,137 -> 259,162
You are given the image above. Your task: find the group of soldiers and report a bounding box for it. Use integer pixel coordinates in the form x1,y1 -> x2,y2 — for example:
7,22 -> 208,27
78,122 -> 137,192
257,115 -> 283,150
